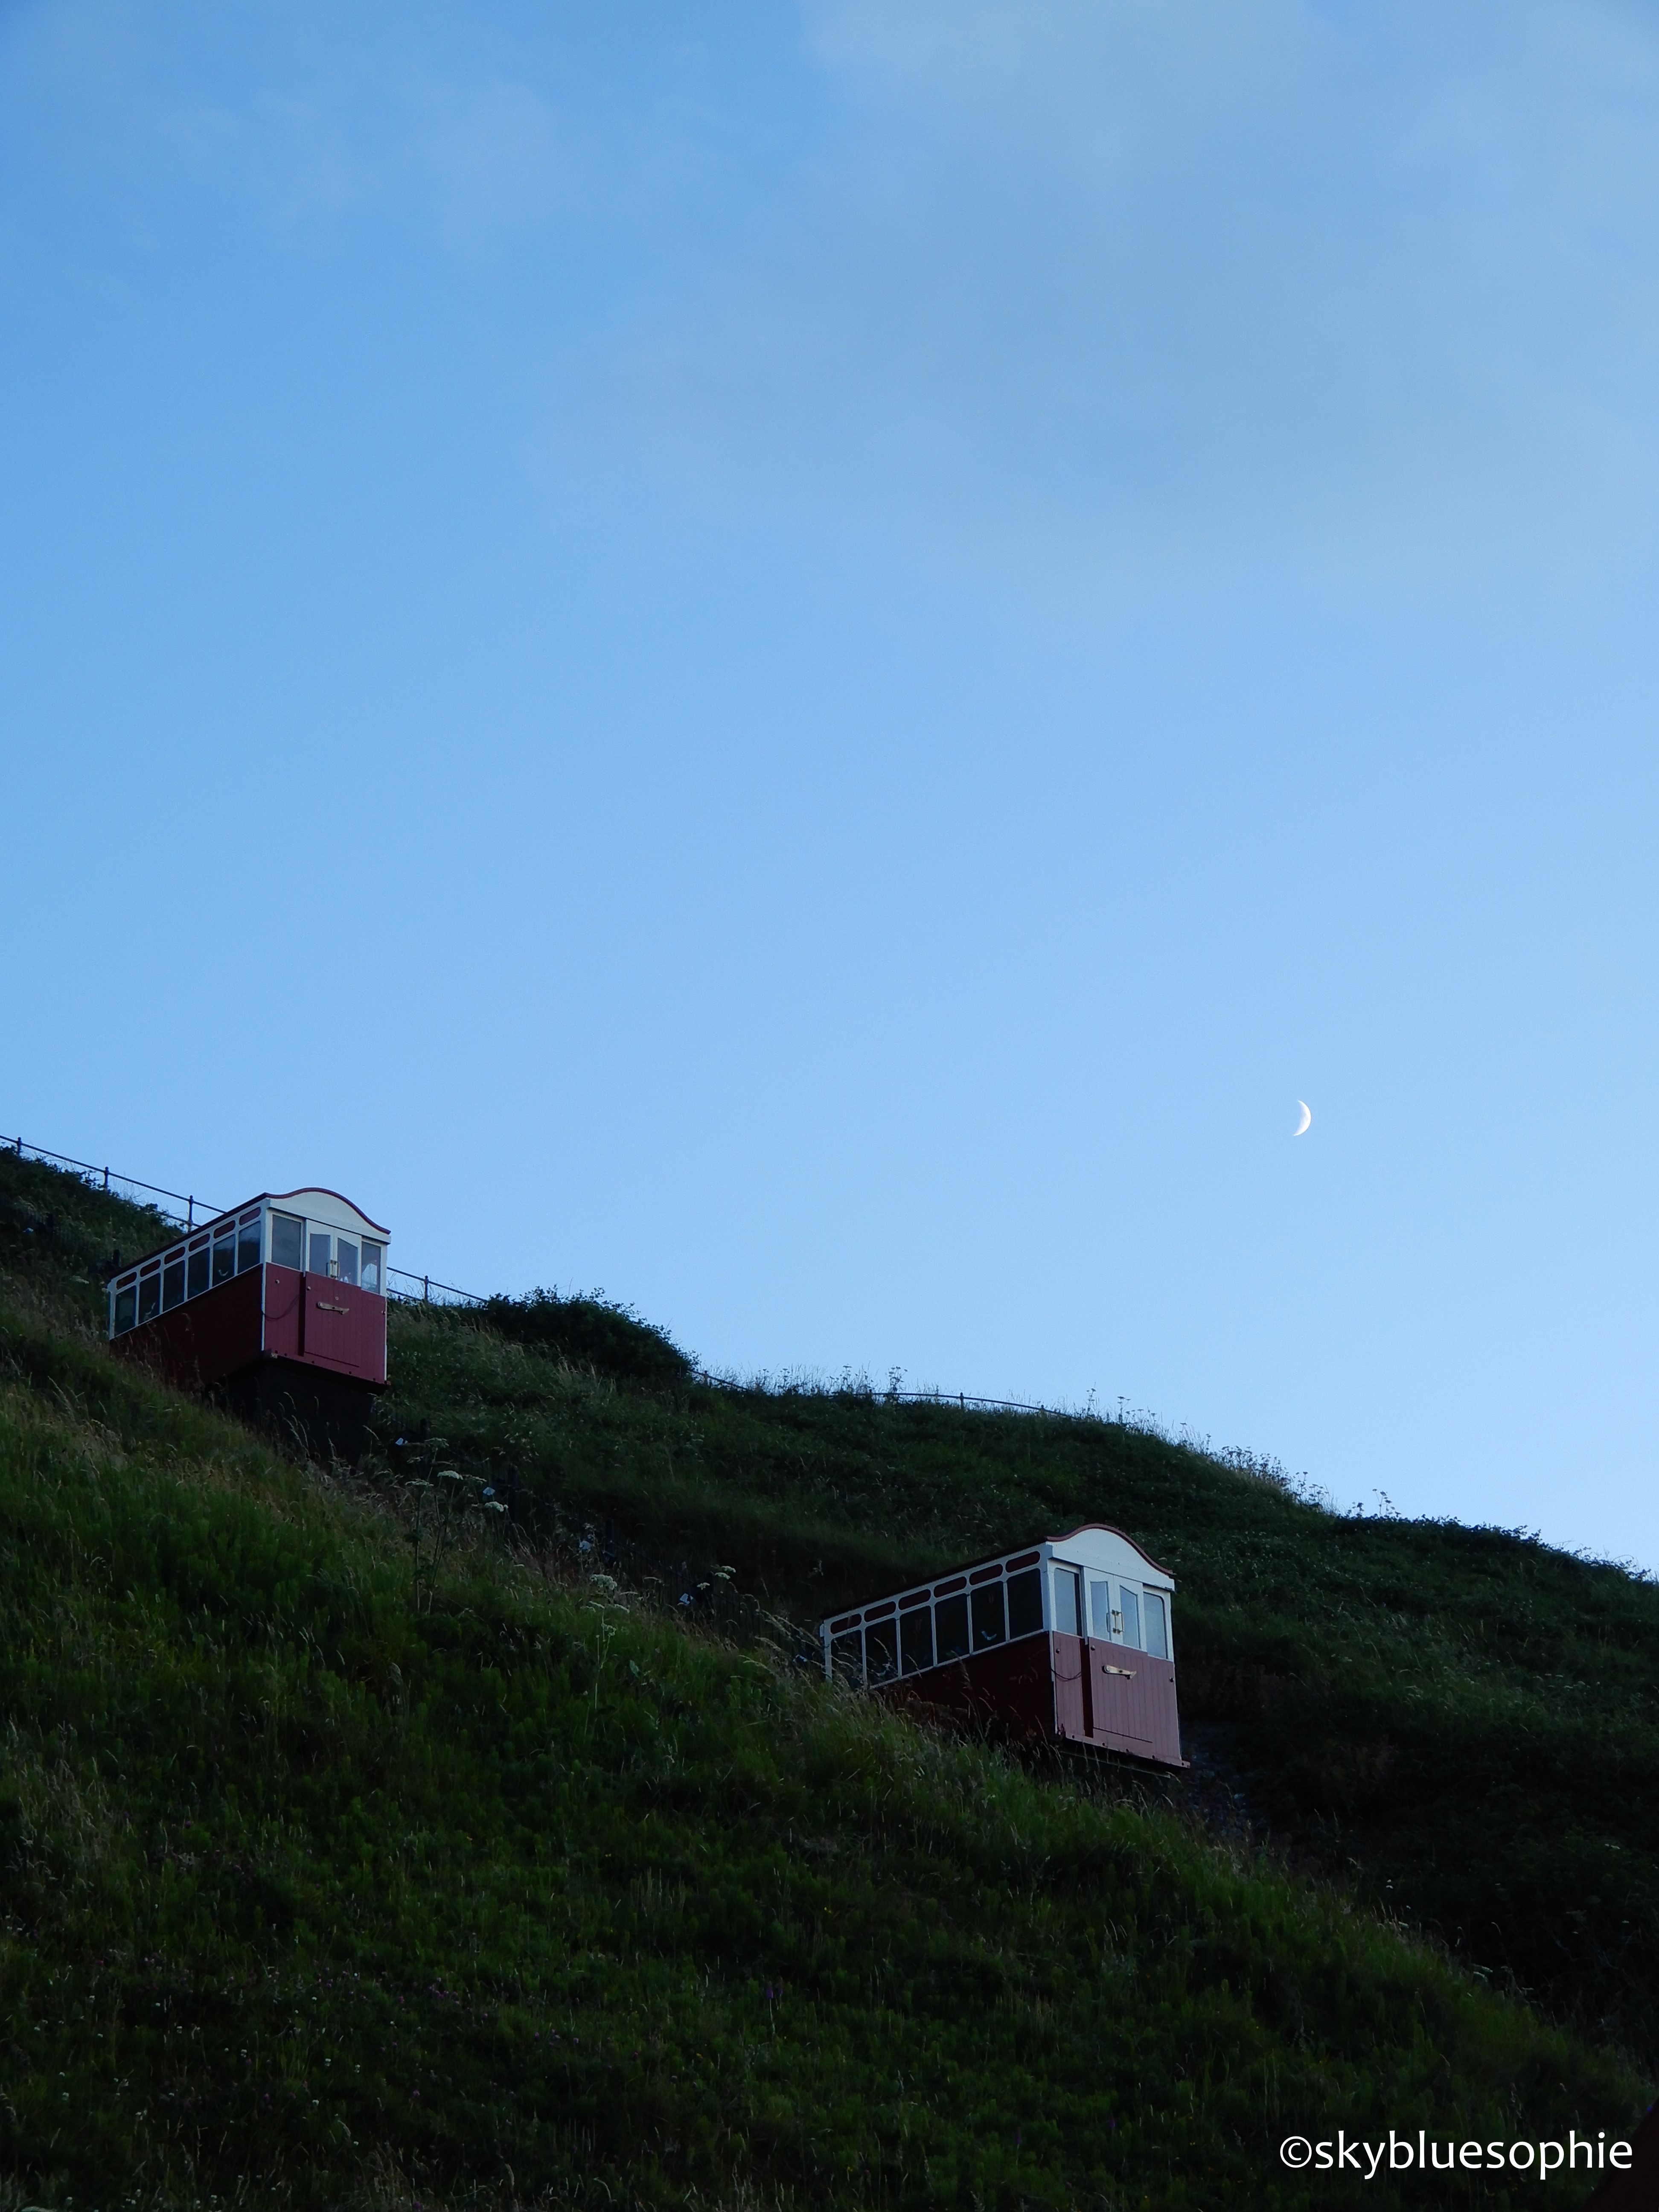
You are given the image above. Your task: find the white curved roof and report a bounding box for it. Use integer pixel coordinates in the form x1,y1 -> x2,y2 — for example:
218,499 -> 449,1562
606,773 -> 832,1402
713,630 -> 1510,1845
122,1186 -> 390,1269
265,1188 -> 390,1237
817,1519 -> 1176,1638
1044,1522 -> 1175,1594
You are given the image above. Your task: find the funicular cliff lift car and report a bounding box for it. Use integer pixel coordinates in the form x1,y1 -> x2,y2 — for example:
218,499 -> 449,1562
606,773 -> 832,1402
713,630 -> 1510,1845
818,1523 -> 1186,1767
106,1188 -> 389,1460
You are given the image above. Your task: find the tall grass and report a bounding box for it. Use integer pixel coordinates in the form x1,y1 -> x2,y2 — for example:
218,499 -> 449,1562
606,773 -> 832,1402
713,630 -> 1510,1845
377,1294 -> 1659,2068
0,1150 -> 1654,2207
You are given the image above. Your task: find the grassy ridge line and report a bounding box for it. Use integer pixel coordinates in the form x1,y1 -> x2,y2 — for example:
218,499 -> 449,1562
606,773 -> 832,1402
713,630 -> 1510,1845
380,1301 -> 1659,2060
9,1141 -> 1659,2076
0,1286 -> 1644,2208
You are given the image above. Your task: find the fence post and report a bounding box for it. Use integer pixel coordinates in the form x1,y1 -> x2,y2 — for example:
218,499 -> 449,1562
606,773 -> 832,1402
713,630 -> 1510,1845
424,1275 -> 430,1302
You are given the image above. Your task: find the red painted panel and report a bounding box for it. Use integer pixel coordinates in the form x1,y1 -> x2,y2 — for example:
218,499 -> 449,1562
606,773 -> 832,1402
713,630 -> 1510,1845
881,1633 -> 1057,1742
1052,1631 -> 1088,1741
1091,1642 -> 1153,1744
1087,1639 -> 1184,1766
881,1630 -> 1185,1769
285,1267 -> 387,1384
263,1263 -> 303,1360
112,1267 -> 264,1392
114,1266 -> 388,1394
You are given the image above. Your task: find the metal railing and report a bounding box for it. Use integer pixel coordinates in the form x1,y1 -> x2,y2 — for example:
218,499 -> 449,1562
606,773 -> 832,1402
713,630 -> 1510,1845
2,1132 -> 483,1298
3,1131 -> 1081,1417
894,1387 -> 1060,1417
387,1266 -> 487,1309
3,1133 -> 227,1231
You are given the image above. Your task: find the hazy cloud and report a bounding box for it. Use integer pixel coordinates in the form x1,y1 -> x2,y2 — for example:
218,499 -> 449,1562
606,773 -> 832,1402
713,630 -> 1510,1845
12,0 -> 1659,597
551,0 -> 1659,599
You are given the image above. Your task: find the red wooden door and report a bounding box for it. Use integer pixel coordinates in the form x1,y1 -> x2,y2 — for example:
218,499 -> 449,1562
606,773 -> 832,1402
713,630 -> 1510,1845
299,1275 -> 384,1377
1089,1641 -> 1156,1749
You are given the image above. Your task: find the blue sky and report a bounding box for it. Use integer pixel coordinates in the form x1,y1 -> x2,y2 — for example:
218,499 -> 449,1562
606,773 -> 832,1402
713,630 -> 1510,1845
6,1 -> 1659,1564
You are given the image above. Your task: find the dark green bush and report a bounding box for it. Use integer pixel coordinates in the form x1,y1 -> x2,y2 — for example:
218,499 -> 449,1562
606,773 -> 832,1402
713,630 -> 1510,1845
481,1286 -> 693,1393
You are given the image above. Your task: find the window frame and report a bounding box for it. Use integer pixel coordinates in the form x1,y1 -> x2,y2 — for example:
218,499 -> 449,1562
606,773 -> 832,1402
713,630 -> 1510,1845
270,1213 -> 304,1271
970,1578 -> 1006,1650
1144,1589 -> 1170,1660
1087,1573 -> 1112,1639
821,1542 -> 1175,1689
1005,1566 -> 1044,1641
864,1608 -> 899,1685
934,1591 -> 971,1663
1051,1564 -> 1083,1638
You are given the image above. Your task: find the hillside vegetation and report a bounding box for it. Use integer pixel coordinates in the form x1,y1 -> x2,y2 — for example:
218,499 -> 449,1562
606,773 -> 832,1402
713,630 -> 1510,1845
0,1148 -> 1653,2209
384,1307 -> 1659,2069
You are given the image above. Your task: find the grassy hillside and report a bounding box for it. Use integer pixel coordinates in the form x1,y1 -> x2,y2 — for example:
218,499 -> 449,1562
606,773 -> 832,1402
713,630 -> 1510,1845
382,1307 -> 1659,2069
0,1149 -> 1653,2209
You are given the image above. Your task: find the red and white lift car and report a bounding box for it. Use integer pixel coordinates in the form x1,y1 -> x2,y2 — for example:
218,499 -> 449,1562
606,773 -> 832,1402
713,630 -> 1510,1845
819,1522 -> 1185,1767
107,1187 -> 390,1458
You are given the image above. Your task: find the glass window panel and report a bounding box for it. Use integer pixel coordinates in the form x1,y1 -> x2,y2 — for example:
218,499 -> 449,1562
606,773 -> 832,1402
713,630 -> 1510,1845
899,1607 -> 934,1675
1006,1569 -> 1043,1641
830,1632 -> 863,1686
865,1618 -> 898,1685
361,1240 -> 382,1293
1119,1586 -> 1143,1650
934,1593 -> 970,1662
162,1254 -> 186,1311
1104,1587 -> 1121,1641
270,1214 -> 303,1270
971,1581 -> 1006,1650
138,1271 -> 161,1324
1051,1568 -> 1081,1638
336,1239 -> 358,1286
237,1217 -> 262,1273
1144,1591 -> 1169,1659
187,1243 -> 210,1298
308,1231 -> 331,1274
1089,1576 -> 1112,1639
113,1285 -> 137,1334
212,1232 -> 236,1286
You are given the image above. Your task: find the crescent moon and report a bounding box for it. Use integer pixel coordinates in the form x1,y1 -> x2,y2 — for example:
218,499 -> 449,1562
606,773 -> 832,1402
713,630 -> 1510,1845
1294,1100 -> 1312,1137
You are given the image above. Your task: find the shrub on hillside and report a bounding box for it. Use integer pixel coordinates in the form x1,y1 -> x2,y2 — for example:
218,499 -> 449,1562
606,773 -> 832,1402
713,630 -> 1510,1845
481,1287 -> 693,1393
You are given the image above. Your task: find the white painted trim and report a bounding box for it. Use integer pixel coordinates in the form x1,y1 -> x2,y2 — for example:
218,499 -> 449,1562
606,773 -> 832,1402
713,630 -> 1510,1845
817,1522 -> 1177,1677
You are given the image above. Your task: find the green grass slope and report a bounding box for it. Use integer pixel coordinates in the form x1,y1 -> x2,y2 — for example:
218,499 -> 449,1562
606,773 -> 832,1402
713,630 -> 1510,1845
0,1150 -> 1651,2209
382,1304 -> 1659,2069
